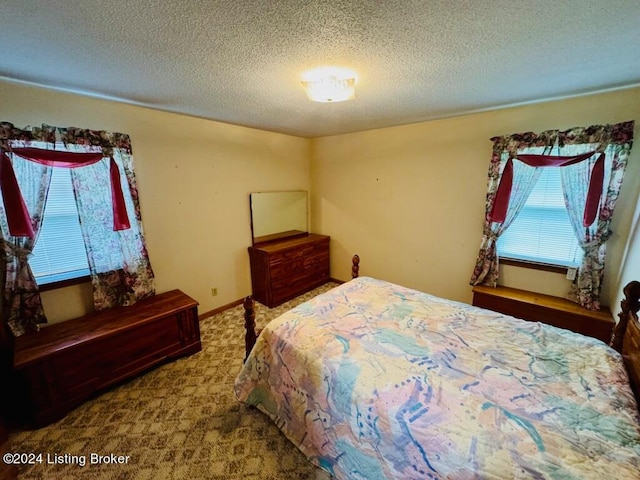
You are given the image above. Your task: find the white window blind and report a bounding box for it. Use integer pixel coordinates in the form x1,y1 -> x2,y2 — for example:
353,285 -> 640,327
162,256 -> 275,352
497,166 -> 583,268
29,167 -> 90,284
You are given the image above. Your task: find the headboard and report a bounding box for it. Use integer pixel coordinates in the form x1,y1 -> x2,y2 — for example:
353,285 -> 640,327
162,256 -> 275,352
610,281 -> 640,403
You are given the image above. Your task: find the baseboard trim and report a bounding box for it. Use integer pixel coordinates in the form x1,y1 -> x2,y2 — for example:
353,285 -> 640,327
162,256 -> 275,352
198,279 -> 345,321
198,298 -> 244,320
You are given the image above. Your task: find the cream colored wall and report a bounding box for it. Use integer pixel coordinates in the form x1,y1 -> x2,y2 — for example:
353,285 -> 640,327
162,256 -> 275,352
2,80 -> 638,323
0,80 -> 310,323
310,87 -> 640,308
613,196 -> 640,318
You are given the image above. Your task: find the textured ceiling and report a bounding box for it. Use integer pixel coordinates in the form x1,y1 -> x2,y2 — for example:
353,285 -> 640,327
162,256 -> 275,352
1,0 -> 639,138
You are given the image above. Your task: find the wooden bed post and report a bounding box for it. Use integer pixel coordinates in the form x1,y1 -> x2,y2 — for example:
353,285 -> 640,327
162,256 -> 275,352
243,256 -> 362,360
243,296 -> 257,362
610,280 -> 640,353
352,254 -> 360,279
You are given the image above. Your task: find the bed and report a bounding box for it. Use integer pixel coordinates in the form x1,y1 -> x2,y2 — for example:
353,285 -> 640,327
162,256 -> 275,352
234,260 -> 640,479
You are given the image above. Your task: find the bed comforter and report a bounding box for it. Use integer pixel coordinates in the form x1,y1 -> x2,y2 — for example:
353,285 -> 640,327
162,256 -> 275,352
234,277 -> 640,479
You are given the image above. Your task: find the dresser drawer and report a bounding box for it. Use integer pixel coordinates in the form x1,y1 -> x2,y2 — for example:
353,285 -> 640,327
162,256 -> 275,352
249,234 -> 330,307
272,271 -> 330,306
304,251 -> 329,269
271,257 -> 304,277
269,247 -> 305,265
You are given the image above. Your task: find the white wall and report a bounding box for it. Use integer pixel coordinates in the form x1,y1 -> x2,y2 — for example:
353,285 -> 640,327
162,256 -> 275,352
311,87 -> 640,309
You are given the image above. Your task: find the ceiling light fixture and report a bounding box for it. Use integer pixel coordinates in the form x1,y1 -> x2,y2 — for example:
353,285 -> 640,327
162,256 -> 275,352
301,66 -> 357,103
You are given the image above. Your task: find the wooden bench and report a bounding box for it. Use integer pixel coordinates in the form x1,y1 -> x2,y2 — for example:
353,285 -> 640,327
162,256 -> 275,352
12,289 -> 201,427
472,285 -> 614,343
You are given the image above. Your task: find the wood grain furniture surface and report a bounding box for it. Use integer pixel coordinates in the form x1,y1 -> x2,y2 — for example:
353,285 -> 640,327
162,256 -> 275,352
611,280 -> 640,402
13,289 -> 201,428
472,284 -> 614,343
248,233 -> 330,308
244,253 -> 358,360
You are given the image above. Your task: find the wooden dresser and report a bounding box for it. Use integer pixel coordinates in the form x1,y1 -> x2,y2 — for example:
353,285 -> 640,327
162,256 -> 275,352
248,234 -> 330,307
472,285 -> 614,343
13,289 -> 201,427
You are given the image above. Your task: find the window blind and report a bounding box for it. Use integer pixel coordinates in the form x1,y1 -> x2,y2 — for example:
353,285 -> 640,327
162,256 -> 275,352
29,167 -> 90,284
497,166 -> 583,268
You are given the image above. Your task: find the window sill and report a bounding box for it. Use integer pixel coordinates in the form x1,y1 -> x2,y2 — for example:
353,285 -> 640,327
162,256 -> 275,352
500,258 -> 571,274
37,275 -> 91,292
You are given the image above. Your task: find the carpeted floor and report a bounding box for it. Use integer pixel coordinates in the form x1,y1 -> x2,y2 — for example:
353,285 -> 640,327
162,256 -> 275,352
7,283 -> 339,479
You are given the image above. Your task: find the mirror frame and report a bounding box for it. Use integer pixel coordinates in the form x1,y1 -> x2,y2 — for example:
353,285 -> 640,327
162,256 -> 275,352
250,190 -> 309,246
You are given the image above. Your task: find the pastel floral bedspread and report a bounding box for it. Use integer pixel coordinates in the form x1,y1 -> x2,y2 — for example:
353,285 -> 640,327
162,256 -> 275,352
234,277 -> 640,479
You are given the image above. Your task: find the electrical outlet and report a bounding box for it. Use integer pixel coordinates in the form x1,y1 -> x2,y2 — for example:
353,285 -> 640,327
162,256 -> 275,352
211,287 -> 218,297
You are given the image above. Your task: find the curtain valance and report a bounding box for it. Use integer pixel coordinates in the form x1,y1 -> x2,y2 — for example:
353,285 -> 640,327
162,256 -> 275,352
0,147 -> 130,237
0,121 -> 132,156
489,120 -> 634,154
489,151 -> 604,227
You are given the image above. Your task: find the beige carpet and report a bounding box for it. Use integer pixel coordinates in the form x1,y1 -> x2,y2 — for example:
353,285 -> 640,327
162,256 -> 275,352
7,284 -> 339,479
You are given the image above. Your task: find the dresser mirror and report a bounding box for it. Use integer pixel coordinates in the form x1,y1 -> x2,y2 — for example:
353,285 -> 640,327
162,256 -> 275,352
250,190 -> 308,245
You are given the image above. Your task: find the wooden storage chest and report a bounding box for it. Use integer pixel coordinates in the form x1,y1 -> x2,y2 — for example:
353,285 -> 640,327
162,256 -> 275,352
472,285 -> 614,343
13,289 -> 201,427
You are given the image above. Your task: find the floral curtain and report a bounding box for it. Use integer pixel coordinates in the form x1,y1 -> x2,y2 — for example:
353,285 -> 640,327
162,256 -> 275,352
70,147 -> 155,310
470,121 -> 634,311
468,153 -> 542,286
0,122 -> 155,336
0,155 -> 50,336
558,123 -> 634,310
469,132 -> 556,286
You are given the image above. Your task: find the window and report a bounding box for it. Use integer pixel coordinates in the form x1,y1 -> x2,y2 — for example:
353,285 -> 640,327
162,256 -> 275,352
497,166 -> 583,268
2,123 -> 156,335
29,167 -> 90,285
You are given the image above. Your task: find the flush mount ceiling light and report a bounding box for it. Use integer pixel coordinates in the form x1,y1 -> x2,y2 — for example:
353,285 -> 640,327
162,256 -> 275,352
301,66 -> 357,103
